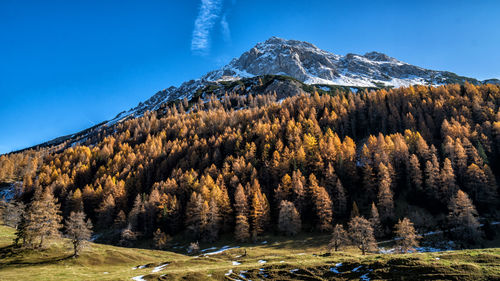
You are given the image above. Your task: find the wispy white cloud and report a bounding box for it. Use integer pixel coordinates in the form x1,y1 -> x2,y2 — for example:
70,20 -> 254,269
191,0 -> 223,54
220,14 -> 231,42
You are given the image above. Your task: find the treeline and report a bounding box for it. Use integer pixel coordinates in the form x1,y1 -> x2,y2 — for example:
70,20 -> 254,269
0,150 -> 43,184
2,83 -> 500,246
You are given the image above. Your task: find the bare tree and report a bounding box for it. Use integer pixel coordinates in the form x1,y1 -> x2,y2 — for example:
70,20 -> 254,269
187,241 -> 200,254
2,200 -> 25,228
278,200 -> 301,236
65,211 -> 93,257
328,224 -> 348,252
394,217 -> 420,253
348,216 -> 376,255
22,188 -> 63,249
448,190 -> 481,243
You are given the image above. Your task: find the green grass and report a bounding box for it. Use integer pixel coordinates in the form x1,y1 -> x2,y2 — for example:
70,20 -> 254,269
0,225 -> 499,280
0,225 -> 181,280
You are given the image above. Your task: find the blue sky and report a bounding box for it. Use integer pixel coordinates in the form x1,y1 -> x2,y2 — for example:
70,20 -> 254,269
1,0 -> 500,154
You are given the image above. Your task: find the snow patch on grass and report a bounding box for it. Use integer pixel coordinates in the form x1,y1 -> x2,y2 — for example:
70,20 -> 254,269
330,267 -> 340,273
360,273 -> 371,281
203,246 -> 240,256
330,262 -> 343,273
415,246 -> 451,253
352,265 -> 363,272
259,268 -> 269,277
239,270 -> 248,279
378,247 -> 396,254
200,246 -> 217,252
151,263 -> 168,273
380,244 -> 454,254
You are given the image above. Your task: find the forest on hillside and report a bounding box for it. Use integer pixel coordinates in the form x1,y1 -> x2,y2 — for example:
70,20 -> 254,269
1,83 -> 499,248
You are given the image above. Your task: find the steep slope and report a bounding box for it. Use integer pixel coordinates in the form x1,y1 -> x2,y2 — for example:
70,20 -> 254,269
17,75 -> 317,152
113,37 -> 485,124
12,37 -> 497,153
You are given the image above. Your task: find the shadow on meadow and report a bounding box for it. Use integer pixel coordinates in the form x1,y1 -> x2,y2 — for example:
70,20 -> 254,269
0,243 -> 74,267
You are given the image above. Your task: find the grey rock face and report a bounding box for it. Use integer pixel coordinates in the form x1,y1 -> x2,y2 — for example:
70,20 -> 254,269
111,37 -> 483,124
204,37 -> 459,87
204,37 -> 342,83
262,79 -> 306,100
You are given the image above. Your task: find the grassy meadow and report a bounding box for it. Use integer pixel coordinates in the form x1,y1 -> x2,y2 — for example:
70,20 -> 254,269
0,225 -> 499,280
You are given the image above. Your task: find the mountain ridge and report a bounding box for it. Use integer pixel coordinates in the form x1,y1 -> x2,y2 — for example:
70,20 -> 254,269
6,37 -> 498,154
203,36 -> 481,86
112,37 -> 490,125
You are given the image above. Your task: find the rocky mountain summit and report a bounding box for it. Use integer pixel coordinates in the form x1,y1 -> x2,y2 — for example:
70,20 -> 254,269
113,37 -> 484,124
18,37 -> 496,152
203,37 -> 476,87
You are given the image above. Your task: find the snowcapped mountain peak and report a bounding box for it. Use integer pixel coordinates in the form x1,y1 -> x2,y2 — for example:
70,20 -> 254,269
112,37 -> 482,124
203,37 -> 342,83
30,37 -> 489,151
203,37 -> 457,87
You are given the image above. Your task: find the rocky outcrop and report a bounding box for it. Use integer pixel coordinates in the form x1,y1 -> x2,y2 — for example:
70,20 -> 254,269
204,37 -> 479,87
